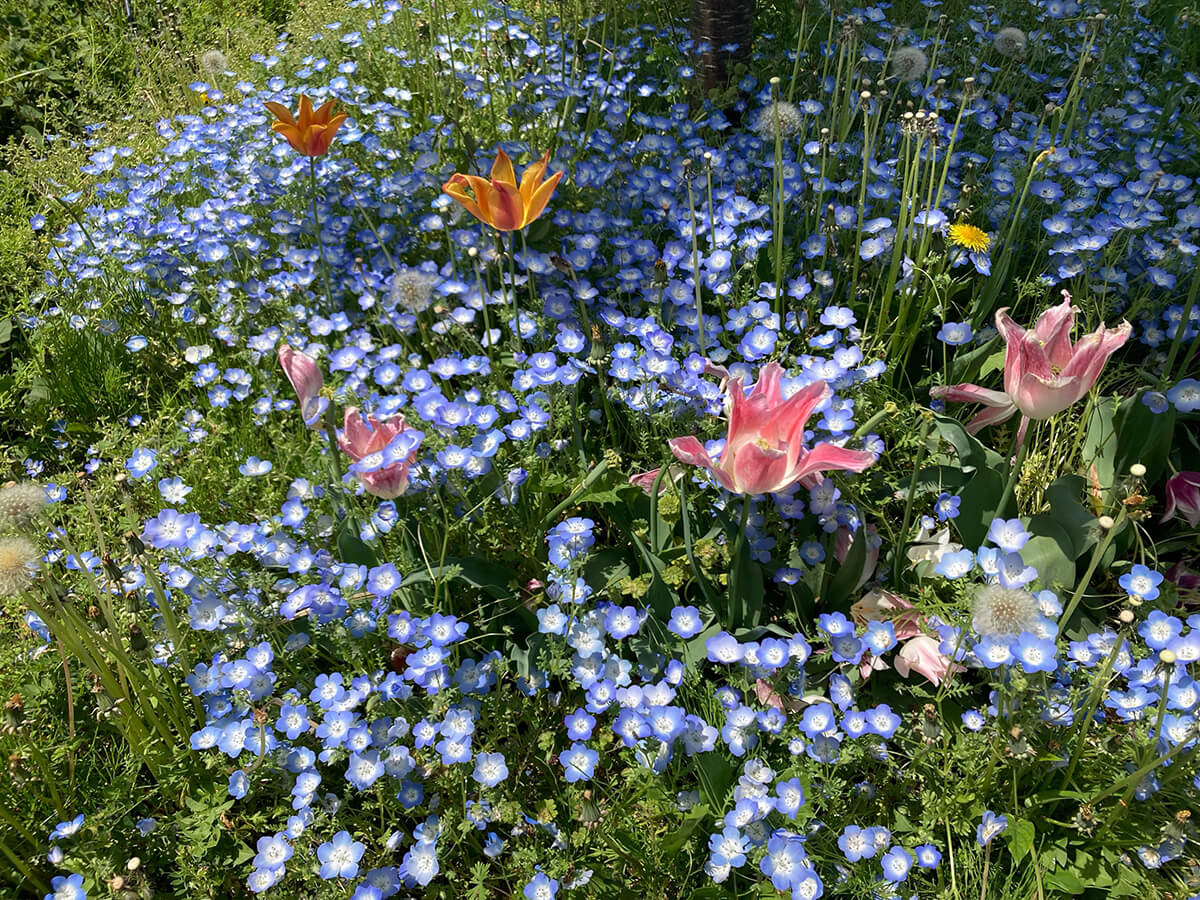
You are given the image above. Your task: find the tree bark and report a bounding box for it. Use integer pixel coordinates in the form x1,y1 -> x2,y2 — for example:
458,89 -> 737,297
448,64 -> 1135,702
692,0 -> 756,109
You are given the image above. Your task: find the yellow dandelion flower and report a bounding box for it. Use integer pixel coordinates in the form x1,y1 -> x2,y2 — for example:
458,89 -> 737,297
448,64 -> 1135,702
947,223 -> 991,253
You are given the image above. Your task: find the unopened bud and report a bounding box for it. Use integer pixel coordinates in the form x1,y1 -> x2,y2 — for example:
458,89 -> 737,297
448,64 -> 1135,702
1159,649 -> 1177,666
1098,515 -> 1115,530
1129,463 -> 1146,477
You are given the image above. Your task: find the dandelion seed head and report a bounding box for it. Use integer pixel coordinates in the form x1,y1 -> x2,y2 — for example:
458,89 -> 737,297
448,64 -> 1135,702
972,585 -> 1039,637
0,483 -> 49,530
890,46 -> 928,82
751,101 -> 805,139
993,27 -> 1028,59
0,536 -> 39,596
387,268 -> 437,313
199,49 -> 229,74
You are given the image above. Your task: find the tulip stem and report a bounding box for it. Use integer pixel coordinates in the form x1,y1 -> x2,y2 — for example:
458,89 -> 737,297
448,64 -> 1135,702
1058,507 -> 1125,628
309,157 -> 335,309
996,422 -> 1030,518
728,494 -> 754,628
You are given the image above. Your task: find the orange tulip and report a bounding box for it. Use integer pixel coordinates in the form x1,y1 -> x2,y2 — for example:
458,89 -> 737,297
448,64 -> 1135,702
264,95 -> 348,157
443,149 -> 563,231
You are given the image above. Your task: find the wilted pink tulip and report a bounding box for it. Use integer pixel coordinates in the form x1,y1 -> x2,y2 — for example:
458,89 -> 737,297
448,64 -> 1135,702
894,635 -> 961,687
338,408 -> 422,499
279,343 -> 327,428
932,292 -> 1130,446
668,362 -> 877,495
628,466 -> 685,496
1162,471 -> 1200,528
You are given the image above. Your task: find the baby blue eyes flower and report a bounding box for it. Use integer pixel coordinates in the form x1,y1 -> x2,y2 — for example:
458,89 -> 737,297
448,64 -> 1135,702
45,873 -> 86,900
472,752 -> 509,788
239,456 -> 274,476
987,518 -> 1030,553
881,846 -> 913,882
977,810 -> 1008,846
668,604 -> 703,638
915,843 -> 942,868
934,492 -> 961,521
559,742 -> 598,782
228,769 -> 249,799
49,814 -> 84,841
937,321 -> 974,345
1119,564 -> 1163,602
935,548 -> 975,579
317,830 -> 365,880
1142,390 -> 1169,414
1166,378 -> 1200,413
125,448 -> 158,479
523,871 -> 559,900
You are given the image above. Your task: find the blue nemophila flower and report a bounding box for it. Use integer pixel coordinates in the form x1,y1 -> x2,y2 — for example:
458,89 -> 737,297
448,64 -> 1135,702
962,709 -> 986,731
125,447 -> 158,479
1166,378 -> 1200,413
559,742 -> 598,782
838,824 -> 872,862
668,604 -> 703,638
135,818 -> 156,836
799,702 -> 836,739
45,873 -> 86,900
472,752 -> 509,788
523,871 -> 558,900
935,548 -> 975,579
253,833 -> 294,870
708,825 -> 748,868
317,831 -> 365,880
564,709 -> 595,740
1119,564 -> 1163,602
399,838 -> 439,886
774,777 -> 806,819
157,476 -> 192,504
759,833 -> 807,890
881,846 -> 913,882
706,631 -> 744,664
1139,611 -> 1182,650
937,321 -> 974,345
976,810 -> 1008,846
49,814 -> 84,841
987,518 -> 1030,553
915,843 -> 942,868
934,492 -> 960,521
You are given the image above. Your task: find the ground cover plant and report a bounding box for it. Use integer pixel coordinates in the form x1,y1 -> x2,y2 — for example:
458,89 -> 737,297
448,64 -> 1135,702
1,0 -> 1199,897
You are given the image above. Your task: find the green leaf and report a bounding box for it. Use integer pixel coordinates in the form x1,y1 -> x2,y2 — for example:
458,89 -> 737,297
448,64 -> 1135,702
694,752 -> 733,810
1083,395 -> 1176,503
660,806 -> 708,855
1004,817 -> 1036,861
336,524 -> 378,568
824,524 -> 866,612
1021,525 -> 1076,593
954,466 -> 1005,548
1029,475 -> 1099,559
932,413 -> 1003,471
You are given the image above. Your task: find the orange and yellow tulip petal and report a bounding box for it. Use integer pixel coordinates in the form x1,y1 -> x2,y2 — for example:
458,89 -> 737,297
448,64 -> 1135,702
442,175 -> 489,226
265,94 -> 346,157
263,101 -> 296,127
522,170 -> 564,229
488,180 -> 525,231
490,149 -> 517,189
518,151 -> 551,207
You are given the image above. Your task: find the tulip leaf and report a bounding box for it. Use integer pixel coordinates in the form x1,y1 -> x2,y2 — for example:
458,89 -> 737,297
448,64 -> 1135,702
932,414 -> 1003,471
954,466 -> 1006,549
1027,476 -> 1098,560
825,525 -> 867,613
1021,529 -> 1076,594
1084,396 -> 1176,503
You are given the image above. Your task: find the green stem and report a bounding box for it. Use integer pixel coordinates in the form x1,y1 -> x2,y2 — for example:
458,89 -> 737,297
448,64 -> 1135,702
1059,507 -> 1125,627
309,156 -> 335,307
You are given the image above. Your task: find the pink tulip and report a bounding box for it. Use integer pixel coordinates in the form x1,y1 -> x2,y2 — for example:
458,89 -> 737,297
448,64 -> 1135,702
1162,471 -> 1200,528
338,407 -> 422,499
894,635 -> 961,687
932,292 -> 1130,445
628,466 -> 685,496
278,343 -> 328,428
754,678 -> 803,714
850,589 -> 924,641
668,362 -> 877,495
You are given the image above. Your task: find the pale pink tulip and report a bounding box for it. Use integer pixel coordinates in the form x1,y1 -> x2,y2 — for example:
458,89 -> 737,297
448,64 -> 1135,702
754,678 -> 803,714
894,635 -> 961,687
338,408 -> 422,499
1162,472 -> 1200,528
279,343 -> 327,428
668,362 -> 877,495
932,292 -> 1130,445
850,589 -> 923,641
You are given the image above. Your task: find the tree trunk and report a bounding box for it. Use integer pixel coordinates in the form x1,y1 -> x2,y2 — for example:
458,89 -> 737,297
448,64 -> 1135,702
692,0 -> 756,113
